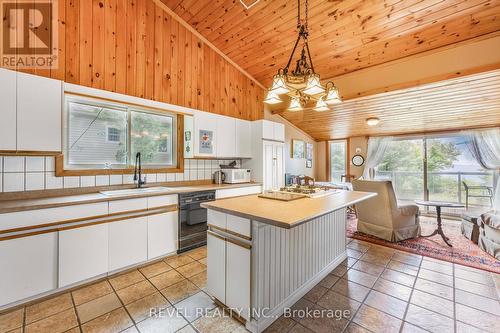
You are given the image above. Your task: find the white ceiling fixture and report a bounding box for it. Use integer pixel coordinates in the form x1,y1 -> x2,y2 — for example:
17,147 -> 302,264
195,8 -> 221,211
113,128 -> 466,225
239,0 -> 261,10
366,117 -> 381,126
263,0 -> 342,112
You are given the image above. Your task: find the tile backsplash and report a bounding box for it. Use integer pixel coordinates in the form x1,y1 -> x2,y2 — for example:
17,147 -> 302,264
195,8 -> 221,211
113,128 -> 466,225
0,156 -> 241,193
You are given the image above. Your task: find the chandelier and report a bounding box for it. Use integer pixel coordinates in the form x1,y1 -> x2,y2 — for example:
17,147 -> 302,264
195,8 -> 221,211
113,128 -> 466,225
263,0 -> 342,111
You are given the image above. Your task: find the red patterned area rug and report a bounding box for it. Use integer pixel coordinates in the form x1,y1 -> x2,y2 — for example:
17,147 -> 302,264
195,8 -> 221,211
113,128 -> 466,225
347,215 -> 500,273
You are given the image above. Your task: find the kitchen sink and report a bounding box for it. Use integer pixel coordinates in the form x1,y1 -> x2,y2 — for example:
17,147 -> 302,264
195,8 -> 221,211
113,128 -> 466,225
100,186 -> 171,196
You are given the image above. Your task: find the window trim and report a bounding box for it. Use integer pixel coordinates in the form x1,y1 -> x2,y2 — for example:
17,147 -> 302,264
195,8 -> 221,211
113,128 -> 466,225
56,95 -> 184,177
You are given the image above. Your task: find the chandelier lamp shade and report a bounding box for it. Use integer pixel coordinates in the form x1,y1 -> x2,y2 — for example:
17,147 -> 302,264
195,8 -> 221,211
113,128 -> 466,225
263,0 -> 342,112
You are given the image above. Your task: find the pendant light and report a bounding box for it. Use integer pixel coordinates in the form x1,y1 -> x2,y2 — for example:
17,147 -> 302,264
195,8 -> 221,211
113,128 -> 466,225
263,0 -> 342,112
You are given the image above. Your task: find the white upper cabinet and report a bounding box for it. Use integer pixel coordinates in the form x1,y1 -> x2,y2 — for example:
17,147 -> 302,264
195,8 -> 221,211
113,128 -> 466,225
216,115 -> 236,158
193,111 -> 217,157
0,69 -> 17,150
17,72 -> 62,152
252,120 -> 285,142
235,119 -> 251,158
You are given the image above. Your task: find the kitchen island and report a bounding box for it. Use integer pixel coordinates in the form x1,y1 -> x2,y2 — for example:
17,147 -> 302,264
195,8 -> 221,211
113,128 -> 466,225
201,190 -> 376,333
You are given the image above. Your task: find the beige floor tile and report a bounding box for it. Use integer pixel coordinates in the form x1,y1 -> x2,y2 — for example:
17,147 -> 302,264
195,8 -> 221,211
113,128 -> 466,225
420,260 -> 453,276
372,278 -> 412,302
139,261 -> 172,279
192,308 -> 244,333
161,279 -> 200,304
25,293 -> 74,324
198,258 -> 207,265
455,289 -> 500,316
330,265 -> 348,277
381,269 -> 416,287
344,322 -> 371,333
176,261 -> 206,278
391,252 -> 422,267
414,278 -> 453,301
347,248 -> 364,259
72,280 -> 114,306
353,305 -> 402,333
303,285 -> 329,303
455,277 -> 498,299
346,241 -> 370,253
387,260 -> 419,276
174,292 -> 216,322
120,326 -> 140,333
352,260 -> 385,277
109,270 -> 145,291
76,293 -> 122,323
81,307 -> 133,333
62,327 -> 80,333
295,303 -> 349,333
343,257 -> 358,268
125,292 -> 170,324
186,247 -> 207,261
400,322 -> 428,333
418,268 -> 453,287
456,321 -> 487,333
318,274 -> 339,289
317,290 -> 361,314
25,308 -> 78,333
331,279 -> 370,302
455,267 -> 494,286
164,254 -> 195,268
405,304 -> 454,333
288,323 -> 314,333
176,325 -> 197,333
369,244 -> 396,255
189,271 -> 207,289
344,269 -> 378,288
359,252 -> 391,266
410,289 -> 454,318
364,290 -> 407,319
0,308 -> 24,333
4,328 -> 22,333
116,280 -> 157,305
455,303 -> 500,332
149,270 -> 185,290
262,316 -> 295,333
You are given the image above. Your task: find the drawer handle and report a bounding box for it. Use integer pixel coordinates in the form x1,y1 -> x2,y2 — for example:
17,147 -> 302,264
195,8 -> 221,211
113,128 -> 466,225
207,230 -> 225,241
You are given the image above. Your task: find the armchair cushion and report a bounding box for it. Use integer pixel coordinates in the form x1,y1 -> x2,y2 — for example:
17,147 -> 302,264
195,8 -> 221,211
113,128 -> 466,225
481,212 -> 500,230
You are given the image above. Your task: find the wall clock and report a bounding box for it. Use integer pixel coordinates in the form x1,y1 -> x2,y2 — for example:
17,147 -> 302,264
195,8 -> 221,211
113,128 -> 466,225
352,154 -> 365,167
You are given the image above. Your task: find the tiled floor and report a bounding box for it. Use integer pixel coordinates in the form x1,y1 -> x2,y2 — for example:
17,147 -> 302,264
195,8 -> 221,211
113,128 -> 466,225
1,241 -> 500,333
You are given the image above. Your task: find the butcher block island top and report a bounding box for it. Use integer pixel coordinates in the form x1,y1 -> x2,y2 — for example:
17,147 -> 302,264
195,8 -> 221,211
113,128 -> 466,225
201,190 -> 376,228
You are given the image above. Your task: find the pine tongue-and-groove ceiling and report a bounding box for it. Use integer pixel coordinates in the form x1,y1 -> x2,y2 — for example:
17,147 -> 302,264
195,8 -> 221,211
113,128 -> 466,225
161,0 -> 500,139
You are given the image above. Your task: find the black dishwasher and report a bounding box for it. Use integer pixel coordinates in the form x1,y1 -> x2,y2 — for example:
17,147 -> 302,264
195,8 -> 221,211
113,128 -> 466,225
178,190 -> 216,253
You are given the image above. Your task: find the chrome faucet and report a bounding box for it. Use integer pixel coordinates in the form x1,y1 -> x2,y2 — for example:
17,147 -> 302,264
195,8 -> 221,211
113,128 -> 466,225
133,152 -> 146,188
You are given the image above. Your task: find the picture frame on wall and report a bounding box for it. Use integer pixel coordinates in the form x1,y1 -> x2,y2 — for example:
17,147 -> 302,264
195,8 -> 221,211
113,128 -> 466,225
306,159 -> 312,168
306,143 -> 313,168
292,139 -> 305,159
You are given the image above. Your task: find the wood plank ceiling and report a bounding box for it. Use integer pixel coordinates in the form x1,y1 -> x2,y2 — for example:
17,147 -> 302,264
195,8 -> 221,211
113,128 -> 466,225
161,0 -> 500,87
279,70 -> 500,140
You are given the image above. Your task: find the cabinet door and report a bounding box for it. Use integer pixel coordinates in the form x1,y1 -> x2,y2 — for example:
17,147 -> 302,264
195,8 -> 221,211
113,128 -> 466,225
273,142 -> 284,189
235,119 -> 251,158
207,232 -> 226,303
273,122 -> 285,142
194,111 -> 217,157
263,141 -> 275,191
109,217 -> 148,271
17,72 -> 62,151
226,241 -> 251,321
148,212 -> 178,259
59,224 -> 109,287
0,233 -> 58,307
261,120 -> 274,140
0,69 -> 17,150
216,116 -> 236,158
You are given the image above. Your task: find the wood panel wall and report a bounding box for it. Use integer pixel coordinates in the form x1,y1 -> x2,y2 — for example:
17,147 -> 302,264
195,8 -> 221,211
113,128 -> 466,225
7,0 -> 264,121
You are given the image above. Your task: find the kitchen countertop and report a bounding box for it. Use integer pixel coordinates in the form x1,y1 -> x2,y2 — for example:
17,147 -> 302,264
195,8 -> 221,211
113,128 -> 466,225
201,190 -> 377,229
0,183 -> 262,214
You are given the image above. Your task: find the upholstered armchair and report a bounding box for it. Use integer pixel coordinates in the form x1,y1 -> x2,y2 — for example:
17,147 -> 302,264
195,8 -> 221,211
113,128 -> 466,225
352,180 -> 421,242
478,185 -> 500,259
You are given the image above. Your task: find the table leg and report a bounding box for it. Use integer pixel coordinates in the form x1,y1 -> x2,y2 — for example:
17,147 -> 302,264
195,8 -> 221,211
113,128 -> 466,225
422,206 -> 452,247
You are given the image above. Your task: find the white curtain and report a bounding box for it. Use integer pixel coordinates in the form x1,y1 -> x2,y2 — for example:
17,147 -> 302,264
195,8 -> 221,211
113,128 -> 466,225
463,128 -> 500,210
362,136 -> 393,179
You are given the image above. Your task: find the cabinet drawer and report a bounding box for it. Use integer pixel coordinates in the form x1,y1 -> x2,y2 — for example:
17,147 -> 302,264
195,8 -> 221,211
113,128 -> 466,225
147,194 -> 178,209
109,198 -> 148,214
226,215 -> 251,239
215,186 -> 261,199
0,202 -> 108,232
208,209 -> 226,229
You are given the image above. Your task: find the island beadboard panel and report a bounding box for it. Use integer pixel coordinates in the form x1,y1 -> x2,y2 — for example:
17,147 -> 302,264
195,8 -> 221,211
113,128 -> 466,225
5,0 -> 264,121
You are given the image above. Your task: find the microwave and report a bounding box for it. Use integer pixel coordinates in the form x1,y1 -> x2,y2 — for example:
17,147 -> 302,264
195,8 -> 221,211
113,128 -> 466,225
223,169 -> 251,184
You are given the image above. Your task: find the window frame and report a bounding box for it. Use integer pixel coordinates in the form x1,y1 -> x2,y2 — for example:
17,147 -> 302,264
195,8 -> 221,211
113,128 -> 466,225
106,126 -> 121,143
57,94 -> 184,176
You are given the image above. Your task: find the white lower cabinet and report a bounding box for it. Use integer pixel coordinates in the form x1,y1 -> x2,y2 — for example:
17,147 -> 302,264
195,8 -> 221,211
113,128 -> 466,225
109,217 -> 148,271
226,241 -> 251,321
59,224 -> 109,287
215,185 -> 262,199
207,232 -> 226,303
0,233 -> 58,307
148,212 -> 178,259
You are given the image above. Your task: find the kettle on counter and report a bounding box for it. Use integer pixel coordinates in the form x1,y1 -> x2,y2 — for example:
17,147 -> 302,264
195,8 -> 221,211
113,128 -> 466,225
213,170 -> 226,184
